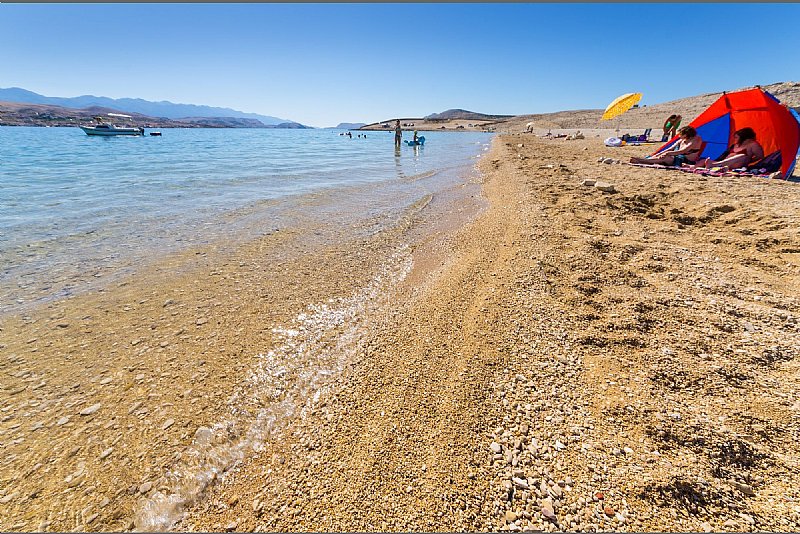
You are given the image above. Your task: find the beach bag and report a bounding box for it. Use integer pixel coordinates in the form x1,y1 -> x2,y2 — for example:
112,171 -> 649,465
604,137 -> 622,147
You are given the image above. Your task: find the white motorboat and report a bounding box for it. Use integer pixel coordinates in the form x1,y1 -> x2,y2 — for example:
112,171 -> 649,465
80,113 -> 144,136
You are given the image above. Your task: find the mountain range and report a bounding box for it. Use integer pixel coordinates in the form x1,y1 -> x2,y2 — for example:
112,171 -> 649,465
0,100 -> 288,129
423,109 -> 514,121
332,122 -> 367,129
0,87 -> 299,126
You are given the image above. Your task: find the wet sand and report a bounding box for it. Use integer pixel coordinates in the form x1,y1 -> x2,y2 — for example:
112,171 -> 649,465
2,135 -> 800,532
0,158 -> 485,531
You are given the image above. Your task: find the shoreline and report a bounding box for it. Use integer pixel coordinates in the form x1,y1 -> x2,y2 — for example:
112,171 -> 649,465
2,133 -> 800,532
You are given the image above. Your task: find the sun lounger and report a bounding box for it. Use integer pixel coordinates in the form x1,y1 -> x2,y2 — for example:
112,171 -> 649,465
621,128 -> 652,143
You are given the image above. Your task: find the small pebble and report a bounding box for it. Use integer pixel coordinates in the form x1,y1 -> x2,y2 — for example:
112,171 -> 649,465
594,181 -> 616,193
252,498 -> 263,513
80,404 -> 101,416
541,504 -> 556,522
0,492 -> 19,504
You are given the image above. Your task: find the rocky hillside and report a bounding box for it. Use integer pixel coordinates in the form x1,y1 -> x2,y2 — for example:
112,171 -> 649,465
498,81 -> 800,132
0,101 -> 309,129
334,123 -> 367,130
172,117 -> 309,128
0,101 -> 184,128
360,82 -> 799,134
424,109 -> 513,121
0,87 -> 288,125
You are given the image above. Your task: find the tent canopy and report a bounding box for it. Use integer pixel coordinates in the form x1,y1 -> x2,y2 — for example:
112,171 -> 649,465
654,87 -> 800,178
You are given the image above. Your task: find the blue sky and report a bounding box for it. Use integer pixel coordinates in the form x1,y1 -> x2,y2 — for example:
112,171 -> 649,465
2,3 -> 799,127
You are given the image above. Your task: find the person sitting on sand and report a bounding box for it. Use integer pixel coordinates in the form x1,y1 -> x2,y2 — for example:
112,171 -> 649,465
694,127 -> 763,172
630,126 -> 703,167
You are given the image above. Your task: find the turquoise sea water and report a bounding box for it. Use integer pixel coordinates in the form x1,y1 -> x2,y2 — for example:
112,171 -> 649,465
0,126 -> 492,314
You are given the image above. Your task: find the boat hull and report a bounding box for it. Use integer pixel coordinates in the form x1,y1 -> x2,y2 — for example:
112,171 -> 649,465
80,126 -> 142,136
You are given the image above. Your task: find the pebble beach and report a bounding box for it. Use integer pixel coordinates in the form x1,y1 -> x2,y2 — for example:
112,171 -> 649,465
2,133 -> 800,532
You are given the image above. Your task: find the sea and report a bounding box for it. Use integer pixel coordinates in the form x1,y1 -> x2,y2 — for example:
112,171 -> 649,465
0,126 -> 493,317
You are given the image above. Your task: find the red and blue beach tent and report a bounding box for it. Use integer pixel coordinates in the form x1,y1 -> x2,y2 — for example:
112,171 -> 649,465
655,87 -> 800,179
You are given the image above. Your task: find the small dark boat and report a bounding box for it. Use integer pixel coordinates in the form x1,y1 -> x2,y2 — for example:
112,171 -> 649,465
149,132 -> 162,136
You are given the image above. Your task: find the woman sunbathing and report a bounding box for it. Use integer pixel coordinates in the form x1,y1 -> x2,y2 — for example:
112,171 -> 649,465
694,127 -> 763,171
629,126 -> 703,166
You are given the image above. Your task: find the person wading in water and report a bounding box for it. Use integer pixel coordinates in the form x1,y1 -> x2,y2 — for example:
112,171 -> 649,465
394,119 -> 402,148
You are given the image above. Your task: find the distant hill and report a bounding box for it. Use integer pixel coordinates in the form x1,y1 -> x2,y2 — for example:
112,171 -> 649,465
0,87 -> 294,126
268,122 -> 313,129
499,81 -> 800,132
334,122 -> 367,129
424,109 -> 514,121
172,116 -> 276,128
361,81 -> 800,134
0,100 -> 307,128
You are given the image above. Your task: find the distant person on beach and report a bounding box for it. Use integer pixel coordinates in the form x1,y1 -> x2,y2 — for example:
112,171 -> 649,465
395,120 -> 402,147
630,126 -> 703,166
662,114 -> 682,140
662,115 -> 677,139
695,127 -> 763,171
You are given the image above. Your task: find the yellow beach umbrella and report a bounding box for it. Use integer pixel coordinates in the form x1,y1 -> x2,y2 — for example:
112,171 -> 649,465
602,92 -> 642,134
602,92 -> 642,120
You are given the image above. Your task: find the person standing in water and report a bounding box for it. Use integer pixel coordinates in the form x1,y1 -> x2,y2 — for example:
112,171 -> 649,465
394,119 -> 402,147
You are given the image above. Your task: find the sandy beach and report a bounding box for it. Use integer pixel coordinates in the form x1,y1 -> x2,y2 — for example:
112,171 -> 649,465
2,134 -> 800,532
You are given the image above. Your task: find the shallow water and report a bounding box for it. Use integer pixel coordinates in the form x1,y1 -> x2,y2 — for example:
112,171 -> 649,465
0,126 -> 495,532
0,127 -> 492,315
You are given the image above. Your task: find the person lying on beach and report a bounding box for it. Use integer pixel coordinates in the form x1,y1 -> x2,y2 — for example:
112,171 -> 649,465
629,126 -> 703,166
694,127 -> 763,172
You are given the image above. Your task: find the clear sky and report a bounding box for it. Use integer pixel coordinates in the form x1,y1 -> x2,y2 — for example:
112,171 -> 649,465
2,3 -> 799,128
